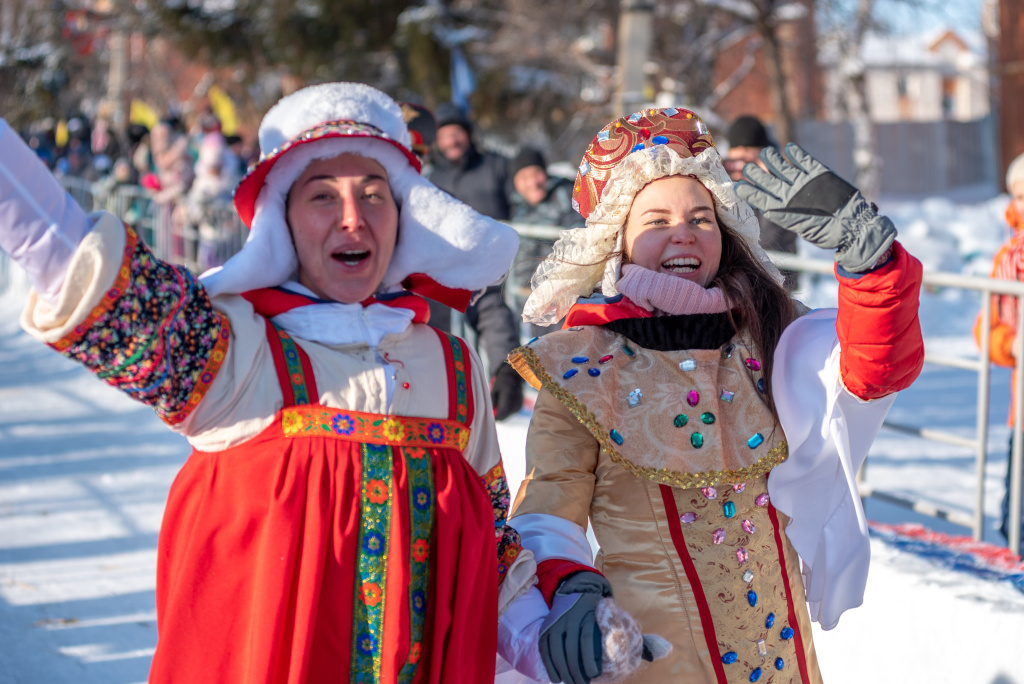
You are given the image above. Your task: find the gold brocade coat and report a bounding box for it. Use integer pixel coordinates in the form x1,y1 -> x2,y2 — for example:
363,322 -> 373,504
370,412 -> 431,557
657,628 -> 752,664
509,324 -> 823,684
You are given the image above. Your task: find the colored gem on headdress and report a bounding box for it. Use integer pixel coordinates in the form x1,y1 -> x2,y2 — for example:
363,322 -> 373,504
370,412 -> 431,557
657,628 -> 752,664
628,112 -> 642,123
687,390 -> 700,406
755,493 -> 770,507
743,569 -> 755,584
610,428 -> 624,445
757,639 -> 767,656
723,501 -> 736,518
780,627 -> 794,641
750,667 -> 763,682
680,511 -> 697,524
720,390 -> 735,403
697,121 -> 709,135
736,546 -> 748,563
628,388 -> 642,407
599,354 -> 614,364
563,369 -> 578,379
747,590 -> 758,607
572,356 -> 589,363
685,112 -> 693,119
663,107 -> 679,116
588,368 -> 601,377
742,519 -> 756,534
722,652 -> 738,665
691,432 -> 704,448
702,486 -> 717,500
713,528 -> 726,544
775,658 -> 785,671
679,358 -> 697,371
745,358 -> 761,371
652,135 -> 669,144
673,414 -> 688,428
639,127 -> 651,139
747,433 -> 764,449
701,412 -> 715,424
630,142 -> 645,153
733,482 -> 746,493
622,345 -> 636,357
572,198 -> 580,212
765,613 -> 775,628
722,343 -> 735,359
579,161 -> 591,175
597,130 -> 611,141
757,378 -> 765,393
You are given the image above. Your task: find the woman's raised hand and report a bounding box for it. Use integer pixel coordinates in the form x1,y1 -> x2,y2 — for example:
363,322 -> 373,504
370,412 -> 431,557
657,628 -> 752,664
734,142 -> 896,273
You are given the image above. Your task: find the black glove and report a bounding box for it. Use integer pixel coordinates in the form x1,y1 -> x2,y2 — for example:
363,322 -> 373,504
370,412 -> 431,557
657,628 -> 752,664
734,142 -> 896,273
539,571 -> 612,684
491,363 -> 524,421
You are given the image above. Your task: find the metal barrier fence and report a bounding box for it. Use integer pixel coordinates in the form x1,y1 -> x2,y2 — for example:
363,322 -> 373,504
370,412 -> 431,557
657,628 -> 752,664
45,179 -> 1024,555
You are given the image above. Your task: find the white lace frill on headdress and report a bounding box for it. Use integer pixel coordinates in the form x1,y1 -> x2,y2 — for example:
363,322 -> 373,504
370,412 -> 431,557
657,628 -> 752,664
522,145 -> 783,326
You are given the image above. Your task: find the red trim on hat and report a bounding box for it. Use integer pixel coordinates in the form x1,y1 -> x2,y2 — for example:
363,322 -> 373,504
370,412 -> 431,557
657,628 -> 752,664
402,273 -> 474,313
233,128 -> 421,229
241,287 -> 432,324
562,297 -> 653,328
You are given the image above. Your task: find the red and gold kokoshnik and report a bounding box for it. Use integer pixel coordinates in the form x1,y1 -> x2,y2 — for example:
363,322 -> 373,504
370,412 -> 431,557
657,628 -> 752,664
572,108 -> 717,219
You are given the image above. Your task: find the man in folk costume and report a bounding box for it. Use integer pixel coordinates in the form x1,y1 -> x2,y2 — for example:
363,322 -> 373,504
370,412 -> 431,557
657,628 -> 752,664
496,109 -> 923,683
0,82 -> 536,683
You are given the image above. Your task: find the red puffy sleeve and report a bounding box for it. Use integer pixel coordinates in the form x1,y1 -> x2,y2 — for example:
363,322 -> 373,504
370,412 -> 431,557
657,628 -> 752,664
834,241 -> 924,400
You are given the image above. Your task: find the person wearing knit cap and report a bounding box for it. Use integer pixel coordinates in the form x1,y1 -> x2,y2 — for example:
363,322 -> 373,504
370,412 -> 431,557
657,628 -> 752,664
0,82 -> 537,683
426,103 -> 525,421
724,114 -> 799,291
975,150 -> 1024,548
496,108 -> 924,683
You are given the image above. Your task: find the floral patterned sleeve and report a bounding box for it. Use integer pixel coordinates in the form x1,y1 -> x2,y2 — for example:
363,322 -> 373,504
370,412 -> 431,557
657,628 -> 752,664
481,460 -> 525,583
49,225 -> 230,425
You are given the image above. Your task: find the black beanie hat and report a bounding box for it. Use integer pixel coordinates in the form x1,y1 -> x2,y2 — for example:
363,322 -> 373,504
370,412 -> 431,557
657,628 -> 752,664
727,115 -> 772,149
511,147 -> 547,177
434,102 -> 472,133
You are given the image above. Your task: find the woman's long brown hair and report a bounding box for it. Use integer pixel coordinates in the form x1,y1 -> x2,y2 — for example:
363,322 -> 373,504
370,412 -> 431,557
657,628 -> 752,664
710,216 -> 797,421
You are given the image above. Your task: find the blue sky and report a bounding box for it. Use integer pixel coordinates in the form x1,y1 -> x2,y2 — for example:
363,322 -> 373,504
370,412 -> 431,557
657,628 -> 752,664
881,0 -> 984,35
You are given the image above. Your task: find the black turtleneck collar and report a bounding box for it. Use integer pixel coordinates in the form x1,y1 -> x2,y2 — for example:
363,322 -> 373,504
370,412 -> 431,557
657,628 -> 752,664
603,312 -> 736,351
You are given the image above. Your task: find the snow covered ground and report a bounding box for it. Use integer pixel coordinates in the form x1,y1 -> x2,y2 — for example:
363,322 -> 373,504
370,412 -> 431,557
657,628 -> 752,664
2,189 -> 1024,683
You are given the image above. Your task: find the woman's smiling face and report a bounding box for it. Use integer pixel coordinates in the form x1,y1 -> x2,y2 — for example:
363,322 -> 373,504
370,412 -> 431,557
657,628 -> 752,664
623,175 -> 722,287
286,154 -> 399,303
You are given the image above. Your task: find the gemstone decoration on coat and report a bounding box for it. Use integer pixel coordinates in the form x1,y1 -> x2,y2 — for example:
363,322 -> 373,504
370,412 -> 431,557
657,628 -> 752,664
702,486 -> 718,500
679,358 -> 697,371
588,368 -> 601,377
747,590 -> 758,607
622,345 -> 636,357
765,613 -> 775,629
742,519 -> 756,534
680,512 -> 698,524
736,547 -> 749,564
747,433 -> 765,449
687,390 -> 700,406
713,528 -> 726,544
563,369 -> 578,379
599,354 -> 614,364
652,135 -> 669,144
722,652 -> 738,665
742,569 -> 755,584
691,432 -> 704,448
757,378 -> 766,393
733,482 -> 746,493
701,412 -> 715,424
610,429 -> 624,445
628,388 -> 643,407
750,667 -> 762,682
527,337 -> 538,345
720,390 -> 735,403
780,627 -> 794,640
631,142 -> 645,153
744,358 -> 762,371
722,343 -> 735,359
775,658 -> 785,671
723,501 -> 736,518
572,356 -> 589,364
757,639 -> 768,656
755,493 -> 770,507
673,414 -> 688,427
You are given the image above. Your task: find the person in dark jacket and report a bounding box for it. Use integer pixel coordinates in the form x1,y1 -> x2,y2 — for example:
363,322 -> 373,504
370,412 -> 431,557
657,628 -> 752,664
424,103 -> 524,421
723,115 -> 799,291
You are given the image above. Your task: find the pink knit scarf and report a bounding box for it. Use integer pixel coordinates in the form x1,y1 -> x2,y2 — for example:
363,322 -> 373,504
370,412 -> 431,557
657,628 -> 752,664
616,264 -> 729,315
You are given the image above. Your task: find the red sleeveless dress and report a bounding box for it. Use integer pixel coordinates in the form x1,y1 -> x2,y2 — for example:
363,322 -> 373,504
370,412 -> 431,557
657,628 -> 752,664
150,320 -> 498,683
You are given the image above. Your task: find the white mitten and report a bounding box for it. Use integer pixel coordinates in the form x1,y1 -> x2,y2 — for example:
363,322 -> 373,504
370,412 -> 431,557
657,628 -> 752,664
593,598 -> 672,683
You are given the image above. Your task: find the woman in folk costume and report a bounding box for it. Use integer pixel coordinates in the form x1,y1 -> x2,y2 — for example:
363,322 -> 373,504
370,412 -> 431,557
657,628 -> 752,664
495,109 -> 924,683
0,82 -> 536,683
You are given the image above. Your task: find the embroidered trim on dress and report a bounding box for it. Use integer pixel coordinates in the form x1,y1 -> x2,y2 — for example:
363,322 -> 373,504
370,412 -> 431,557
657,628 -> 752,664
351,443 -> 394,683
276,327 -> 311,405
50,225 -> 230,426
398,446 -> 433,682
510,345 -> 789,487
482,461 -> 524,582
281,406 -> 471,453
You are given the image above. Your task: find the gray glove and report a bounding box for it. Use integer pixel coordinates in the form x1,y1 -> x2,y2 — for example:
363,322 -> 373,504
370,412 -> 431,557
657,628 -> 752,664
734,142 -> 896,273
538,571 -> 611,684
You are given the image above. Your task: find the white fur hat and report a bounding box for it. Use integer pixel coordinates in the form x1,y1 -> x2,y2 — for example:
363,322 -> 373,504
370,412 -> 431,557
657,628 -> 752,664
200,82 -> 518,309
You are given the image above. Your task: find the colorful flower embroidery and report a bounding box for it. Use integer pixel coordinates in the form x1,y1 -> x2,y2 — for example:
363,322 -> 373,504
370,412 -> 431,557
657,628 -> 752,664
409,642 -> 422,664
363,531 -> 384,555
412,539 -> 429,562
50,226 -> 229,425
413,487 -> 431,510
282,406 -> 471,453
332,413 -> 355,436
366,479 -> 389,505
361,582 -> 383,607
411,590 -> 426,614
357,633 -> 377,655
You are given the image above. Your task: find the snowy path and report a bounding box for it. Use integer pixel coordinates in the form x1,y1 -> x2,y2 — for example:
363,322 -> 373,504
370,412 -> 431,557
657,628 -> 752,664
1,267 -> 1023,683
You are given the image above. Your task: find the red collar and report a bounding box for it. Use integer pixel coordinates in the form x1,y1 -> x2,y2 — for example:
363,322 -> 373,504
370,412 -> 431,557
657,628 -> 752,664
242,287 -> 432,324
562,295 -> 653,328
